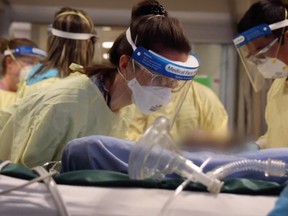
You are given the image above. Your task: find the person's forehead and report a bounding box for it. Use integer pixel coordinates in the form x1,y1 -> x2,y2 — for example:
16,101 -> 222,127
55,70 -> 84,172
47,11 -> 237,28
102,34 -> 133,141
157,49 -> 188,62
246,37 -> 274,53
16,56 -> 39,64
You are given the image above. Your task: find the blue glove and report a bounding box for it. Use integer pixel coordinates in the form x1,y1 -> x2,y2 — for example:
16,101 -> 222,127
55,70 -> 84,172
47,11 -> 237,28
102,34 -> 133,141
268,185 -> 288,216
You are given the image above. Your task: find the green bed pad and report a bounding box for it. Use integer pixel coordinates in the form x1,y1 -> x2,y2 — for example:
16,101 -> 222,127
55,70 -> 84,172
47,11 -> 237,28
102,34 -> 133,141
0,162 -> 286,195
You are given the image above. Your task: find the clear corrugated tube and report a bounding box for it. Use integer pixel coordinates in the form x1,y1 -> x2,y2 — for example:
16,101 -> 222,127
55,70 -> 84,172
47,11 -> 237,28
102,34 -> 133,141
207,159 -> 287,180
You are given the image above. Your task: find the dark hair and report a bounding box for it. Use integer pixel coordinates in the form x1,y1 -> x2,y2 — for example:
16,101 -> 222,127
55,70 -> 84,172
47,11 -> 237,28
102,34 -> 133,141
238,0 -> 288,38
35,7 -> 95,78
0,38 -> 38,76
86,0 -> 191,79
131,0 -> 168,21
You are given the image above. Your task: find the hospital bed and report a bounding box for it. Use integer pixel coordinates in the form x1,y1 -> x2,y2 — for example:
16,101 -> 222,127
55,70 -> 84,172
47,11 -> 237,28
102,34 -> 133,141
1,134 -> 288,215
0,159 -> 285,216
0,174 -> 278,216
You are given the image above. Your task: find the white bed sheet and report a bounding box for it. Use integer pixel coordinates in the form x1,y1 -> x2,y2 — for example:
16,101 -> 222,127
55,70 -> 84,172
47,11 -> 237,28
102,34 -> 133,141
0,175 -> 277,216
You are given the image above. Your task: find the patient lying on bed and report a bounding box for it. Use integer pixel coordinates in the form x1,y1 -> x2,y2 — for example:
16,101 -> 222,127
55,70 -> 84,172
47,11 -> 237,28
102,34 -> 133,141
61,135 -> 288,184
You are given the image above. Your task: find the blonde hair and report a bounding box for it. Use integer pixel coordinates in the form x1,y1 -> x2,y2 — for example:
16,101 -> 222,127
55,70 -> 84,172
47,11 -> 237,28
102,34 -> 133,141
37,7 -> 96,77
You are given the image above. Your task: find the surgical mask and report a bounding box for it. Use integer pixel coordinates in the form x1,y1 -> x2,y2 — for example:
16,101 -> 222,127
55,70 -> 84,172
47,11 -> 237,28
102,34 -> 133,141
257,57 -> 288,79
127,78 -> 172,114
20,65 -> 34,80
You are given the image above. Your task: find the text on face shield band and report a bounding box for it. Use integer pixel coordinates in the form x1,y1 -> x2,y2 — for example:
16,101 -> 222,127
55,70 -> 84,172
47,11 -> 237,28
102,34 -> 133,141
125,28 -> 199,80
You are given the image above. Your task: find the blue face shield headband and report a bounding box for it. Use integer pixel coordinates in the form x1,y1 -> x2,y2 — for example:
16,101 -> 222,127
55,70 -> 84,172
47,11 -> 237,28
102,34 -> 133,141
233,19 -> 288,92
233,19 -> 288,48
125,28 -> 199,80
4,46 -> 47,59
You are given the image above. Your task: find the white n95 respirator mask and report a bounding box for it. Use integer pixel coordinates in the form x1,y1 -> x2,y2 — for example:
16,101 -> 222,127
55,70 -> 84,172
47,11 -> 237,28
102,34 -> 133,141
257,57 -> 288,79
127,78 -> 172,115
20,65 -> 34,80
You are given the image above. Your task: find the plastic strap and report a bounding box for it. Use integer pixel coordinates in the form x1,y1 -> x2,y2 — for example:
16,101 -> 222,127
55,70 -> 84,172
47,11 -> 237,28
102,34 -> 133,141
0,160 -> 11,172
0,168 -> 57,195
51,28 -> 96,40
42,161 -> 62,172
125,28 -> 136,51
56,11 -> 92,29
33,166 -> 70,216
269,19 -> 288,31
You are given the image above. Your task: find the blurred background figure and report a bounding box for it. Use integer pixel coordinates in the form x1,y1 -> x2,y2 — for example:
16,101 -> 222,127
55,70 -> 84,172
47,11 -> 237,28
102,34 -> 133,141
235,0 -> 288,148
17,7 -> 97,99
0,38 -> 45,109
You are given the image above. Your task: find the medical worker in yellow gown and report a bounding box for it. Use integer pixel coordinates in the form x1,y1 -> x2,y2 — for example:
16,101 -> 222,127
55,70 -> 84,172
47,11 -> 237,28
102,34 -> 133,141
0,0 -> 200,168
0,38 -> 45,109
127,81 -> 228,148
235,0 -> 288,148
16,7 -> 97,101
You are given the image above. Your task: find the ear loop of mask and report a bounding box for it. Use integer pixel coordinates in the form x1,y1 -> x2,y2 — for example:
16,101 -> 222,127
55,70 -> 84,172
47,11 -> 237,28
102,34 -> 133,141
117,68 -> 127,81
117,59 -> 138,82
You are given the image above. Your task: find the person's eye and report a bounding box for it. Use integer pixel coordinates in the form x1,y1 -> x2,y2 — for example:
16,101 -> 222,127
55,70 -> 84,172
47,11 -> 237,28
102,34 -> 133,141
154,76 -> 162,82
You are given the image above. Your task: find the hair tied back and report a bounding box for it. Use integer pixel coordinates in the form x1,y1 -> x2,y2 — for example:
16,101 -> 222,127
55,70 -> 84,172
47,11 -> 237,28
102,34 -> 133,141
150,3 -> 166,15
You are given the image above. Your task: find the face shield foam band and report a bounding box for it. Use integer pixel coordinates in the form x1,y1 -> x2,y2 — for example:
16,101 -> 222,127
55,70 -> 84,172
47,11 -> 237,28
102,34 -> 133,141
50,28 -> 98,40
125,28 -> 199,80
4,46 -> 47,59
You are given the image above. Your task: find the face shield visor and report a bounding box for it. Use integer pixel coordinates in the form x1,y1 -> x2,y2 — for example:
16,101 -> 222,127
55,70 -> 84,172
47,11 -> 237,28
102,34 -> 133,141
4,46 -> 47,80
125,28 -> 199,129
234,20 -> 288,92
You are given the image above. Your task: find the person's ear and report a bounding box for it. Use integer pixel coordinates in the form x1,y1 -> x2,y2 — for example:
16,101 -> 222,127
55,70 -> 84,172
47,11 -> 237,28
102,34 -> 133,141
119,55 -> 130,70
5,57 -> 14,69
119,55 -> 133,79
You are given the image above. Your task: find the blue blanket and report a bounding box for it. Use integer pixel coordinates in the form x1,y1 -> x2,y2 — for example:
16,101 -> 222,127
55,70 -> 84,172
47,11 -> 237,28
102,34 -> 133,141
61,135 -> 288,183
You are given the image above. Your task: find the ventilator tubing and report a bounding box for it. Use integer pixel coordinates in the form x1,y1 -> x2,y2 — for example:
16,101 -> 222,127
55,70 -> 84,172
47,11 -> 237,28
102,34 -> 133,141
128,116 -> 223,193
208,159 -> 288,180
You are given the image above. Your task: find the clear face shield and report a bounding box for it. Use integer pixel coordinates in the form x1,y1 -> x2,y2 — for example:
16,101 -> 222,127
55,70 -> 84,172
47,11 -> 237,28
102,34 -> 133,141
4,46 -> 47,80
125,28 -> 199,129
234,20 -> 288,92
131,60 -> 180,90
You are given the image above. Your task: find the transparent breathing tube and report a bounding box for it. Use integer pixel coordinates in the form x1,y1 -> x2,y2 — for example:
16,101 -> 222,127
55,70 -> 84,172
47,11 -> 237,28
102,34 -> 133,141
128,116 -> 223,193
207,159 -> 288,180
0,160 -> 69,216
128,116 -> 288,216
158,157 -> 213,216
